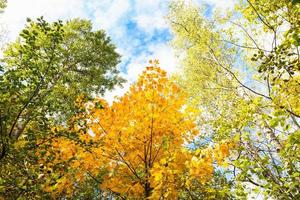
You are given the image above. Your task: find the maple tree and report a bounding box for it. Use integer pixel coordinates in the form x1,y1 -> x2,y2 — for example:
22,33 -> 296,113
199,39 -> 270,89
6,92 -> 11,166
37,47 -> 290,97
37,61 -> 234,199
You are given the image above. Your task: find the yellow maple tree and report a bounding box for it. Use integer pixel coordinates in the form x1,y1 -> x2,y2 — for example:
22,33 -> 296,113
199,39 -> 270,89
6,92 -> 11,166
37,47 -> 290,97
38,60 -> 234,199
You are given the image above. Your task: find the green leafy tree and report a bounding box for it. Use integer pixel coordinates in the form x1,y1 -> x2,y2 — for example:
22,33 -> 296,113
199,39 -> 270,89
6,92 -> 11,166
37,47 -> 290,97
0,17 -> 123,198
169,0 -> 299,199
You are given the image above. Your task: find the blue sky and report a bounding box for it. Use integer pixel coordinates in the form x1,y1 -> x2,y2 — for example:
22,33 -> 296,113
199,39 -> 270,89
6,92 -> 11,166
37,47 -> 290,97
0,0 -> 236,102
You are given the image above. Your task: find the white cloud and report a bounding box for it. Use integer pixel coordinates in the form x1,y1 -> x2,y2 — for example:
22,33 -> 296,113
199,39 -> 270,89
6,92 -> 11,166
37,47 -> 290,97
148,43 -> 179,74
134,13 -> 168,34
90,0 -> 130,32
199,0 -> 236,10
125,43 -> 178,82
133,0 -> 169,34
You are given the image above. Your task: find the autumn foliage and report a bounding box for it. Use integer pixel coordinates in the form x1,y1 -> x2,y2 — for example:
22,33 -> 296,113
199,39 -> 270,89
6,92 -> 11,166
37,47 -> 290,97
37,61 -> 234,199
1,0 -> 299,199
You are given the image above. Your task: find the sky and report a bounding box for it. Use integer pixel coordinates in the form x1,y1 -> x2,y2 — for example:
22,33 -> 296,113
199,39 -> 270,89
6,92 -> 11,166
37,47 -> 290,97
0,0 -> 236,102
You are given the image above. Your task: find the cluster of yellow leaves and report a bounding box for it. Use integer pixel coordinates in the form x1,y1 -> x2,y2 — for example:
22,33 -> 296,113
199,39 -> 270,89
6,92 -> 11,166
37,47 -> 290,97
149,140 -> 235,199
36,130 -> 105,197
273,75 -> 300,116
38,61 -> 235,199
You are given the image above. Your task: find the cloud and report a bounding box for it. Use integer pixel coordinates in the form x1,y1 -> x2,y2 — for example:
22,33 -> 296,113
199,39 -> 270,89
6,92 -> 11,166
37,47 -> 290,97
88,0 -> 130,32
199,0 -> 236,10
125,42 -> 178,81
133,0 -> 169,35
148,43 -> 179,74
134,13 -> 168,34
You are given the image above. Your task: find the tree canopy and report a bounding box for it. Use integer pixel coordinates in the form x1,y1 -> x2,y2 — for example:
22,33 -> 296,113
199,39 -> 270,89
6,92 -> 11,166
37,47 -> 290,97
36,61 -> 234,199
0,0 -> 299,199
169,0 -> 300,199
0,17 -> 123,198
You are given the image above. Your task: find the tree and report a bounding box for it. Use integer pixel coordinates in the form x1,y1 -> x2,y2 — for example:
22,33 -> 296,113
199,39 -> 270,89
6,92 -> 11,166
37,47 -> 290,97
0,17 -> 123,198
168,0 -> 299,199
37,61 -> 234,199
229,1 -> 300,198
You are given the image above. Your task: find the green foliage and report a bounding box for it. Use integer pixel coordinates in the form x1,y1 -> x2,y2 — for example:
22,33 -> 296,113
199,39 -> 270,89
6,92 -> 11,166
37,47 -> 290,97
178,171 -> 234,200
169,0 -> 300,199
0,17 -> 123,198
